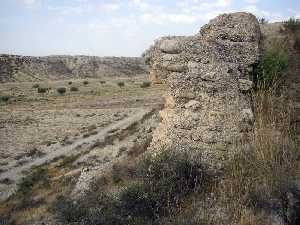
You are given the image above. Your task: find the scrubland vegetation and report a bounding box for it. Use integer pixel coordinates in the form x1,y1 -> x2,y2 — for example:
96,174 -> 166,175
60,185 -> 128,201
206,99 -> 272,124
1,19 -> 300,225
48,20 -> 300,225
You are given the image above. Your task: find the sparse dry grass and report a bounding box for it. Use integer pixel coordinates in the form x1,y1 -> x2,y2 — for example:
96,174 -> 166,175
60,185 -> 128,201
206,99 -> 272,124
214,86 -> 299,224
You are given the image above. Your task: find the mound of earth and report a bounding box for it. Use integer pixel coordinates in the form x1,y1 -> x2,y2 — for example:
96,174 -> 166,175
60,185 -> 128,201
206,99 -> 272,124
0,55 -> 148,83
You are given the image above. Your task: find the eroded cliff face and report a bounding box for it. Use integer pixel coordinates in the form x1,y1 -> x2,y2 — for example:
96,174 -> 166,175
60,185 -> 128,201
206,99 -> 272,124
144,12 -> 261,172
0,55 -> 148,83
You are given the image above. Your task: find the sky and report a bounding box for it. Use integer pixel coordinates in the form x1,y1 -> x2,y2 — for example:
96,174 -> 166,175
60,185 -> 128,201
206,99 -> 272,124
0,0 -> 299,57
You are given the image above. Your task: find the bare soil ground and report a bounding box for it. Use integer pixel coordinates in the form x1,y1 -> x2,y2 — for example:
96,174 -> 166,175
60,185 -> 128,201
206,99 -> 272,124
0,76 -> 165,203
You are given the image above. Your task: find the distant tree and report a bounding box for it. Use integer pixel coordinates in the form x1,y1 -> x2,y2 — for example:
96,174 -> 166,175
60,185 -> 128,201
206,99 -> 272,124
117,81 -> 125,87
258,17 -> 268,24
37,87 -> 48,93
57,87 -> 67,95
140,81 -> 151,88
70,86 -> 79,92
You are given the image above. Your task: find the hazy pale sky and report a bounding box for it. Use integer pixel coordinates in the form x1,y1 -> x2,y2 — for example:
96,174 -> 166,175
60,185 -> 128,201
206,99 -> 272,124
0,0 -> 299,57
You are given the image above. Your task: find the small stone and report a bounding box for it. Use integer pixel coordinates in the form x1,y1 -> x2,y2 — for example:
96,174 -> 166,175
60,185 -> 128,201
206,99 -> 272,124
238,79 -> 253,91
159,39 -> 182,54
184,100 -> 201,110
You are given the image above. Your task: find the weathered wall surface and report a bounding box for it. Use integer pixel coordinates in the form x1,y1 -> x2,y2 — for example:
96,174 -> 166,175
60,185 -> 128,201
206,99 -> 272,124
144,12 -> 261,172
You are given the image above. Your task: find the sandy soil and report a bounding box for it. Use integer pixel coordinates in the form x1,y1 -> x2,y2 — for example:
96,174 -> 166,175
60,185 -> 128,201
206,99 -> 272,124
0,77 -> 165,200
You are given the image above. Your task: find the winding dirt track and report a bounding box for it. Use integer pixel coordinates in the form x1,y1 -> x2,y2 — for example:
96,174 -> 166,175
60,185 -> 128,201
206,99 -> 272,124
0,108 -> 152,201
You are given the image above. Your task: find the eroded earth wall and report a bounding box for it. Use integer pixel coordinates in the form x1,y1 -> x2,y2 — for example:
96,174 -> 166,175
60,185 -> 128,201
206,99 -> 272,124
143,12 -> 261,172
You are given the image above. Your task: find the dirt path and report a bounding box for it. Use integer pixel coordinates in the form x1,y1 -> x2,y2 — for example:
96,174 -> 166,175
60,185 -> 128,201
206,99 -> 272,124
0,108 -> 153,201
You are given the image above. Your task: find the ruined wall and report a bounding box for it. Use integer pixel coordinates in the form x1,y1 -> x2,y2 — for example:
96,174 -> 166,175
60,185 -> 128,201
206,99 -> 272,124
143,12 -> 261,172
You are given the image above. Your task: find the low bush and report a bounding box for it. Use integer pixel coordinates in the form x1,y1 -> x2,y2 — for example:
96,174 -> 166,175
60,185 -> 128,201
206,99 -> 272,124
284,17 -> 300,32
258,17 -> 268,24
53,195 -> 89,223
254,39 -> 288,89
140,81 -> 151,88
100,80 -> 106,84
0,95 -> 10,102
54,150 -> 204,225
37,87 -> 48,93
17,167 -> 50,197
213,87 -> 299,224
68,81 -> 72,85
32,84 -> 40,88
53,193 -> 122,225
57,87 -> 66,95
70,86 -> 79,92
83,80 -> 89,85
57,154 -> 79,168
117,81 -> 125,87
284,18 -> 300,50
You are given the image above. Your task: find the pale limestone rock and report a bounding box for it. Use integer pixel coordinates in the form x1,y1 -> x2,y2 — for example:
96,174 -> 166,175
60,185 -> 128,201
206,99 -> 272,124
159,39 -> 182,54
143,12 -> 261,173
239,79 -> 253,91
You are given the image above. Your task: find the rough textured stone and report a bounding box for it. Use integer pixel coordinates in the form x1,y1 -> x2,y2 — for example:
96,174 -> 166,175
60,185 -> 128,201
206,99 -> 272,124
143,12 -> 261,172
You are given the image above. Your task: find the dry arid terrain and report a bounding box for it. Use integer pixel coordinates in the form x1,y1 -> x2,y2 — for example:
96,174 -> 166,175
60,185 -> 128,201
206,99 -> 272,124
0,12 -> 300,225
0,74 -> 165,223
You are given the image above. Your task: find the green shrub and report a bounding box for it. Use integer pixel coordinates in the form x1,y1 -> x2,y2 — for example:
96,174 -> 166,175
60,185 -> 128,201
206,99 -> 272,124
37,87 -> 48,93
83,80 -> 89,85
295,31 -> 300,49
258,17 -> 268,24
70,86 -> 79,92
284,18 -> 300,50
57,87 -> 66,95
53,195 -> 89,223
140,81 -> 151,88
117,81 -> 125,87
138,150 -> 203,210
54,150 -> 204,225
284,17 -> 300,32
53,193 -> 122,225
32,84 -> 40,88
254,39 -> 288,89
100,80 -> 106,84
0,95 -> 10,102
57,154 -> 79,168
17,167 -> 50,197
68,81 -> 72,85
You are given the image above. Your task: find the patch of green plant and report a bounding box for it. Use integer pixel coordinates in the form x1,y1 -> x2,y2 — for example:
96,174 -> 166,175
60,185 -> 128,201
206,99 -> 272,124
57,87 -> 66,95
37,87 -> 48,93
100,80 -> 106,84
17,166 -> 50,197
117,81 -> 125,87
254,39 -> 288,89
140,81 -> 151,88
68,81 -> 73,85
57,154 -> 79,168
284,17 -> 300,32
70,86 -> 79,92
284,18 -> 300,50
53,193 -> 122,225
0,95 -> 11,102
32,84 -> 40,88
53,150 -> 204,225
134,150 -> 204,215
258,17 -> 268,25
83,80 -> 89,85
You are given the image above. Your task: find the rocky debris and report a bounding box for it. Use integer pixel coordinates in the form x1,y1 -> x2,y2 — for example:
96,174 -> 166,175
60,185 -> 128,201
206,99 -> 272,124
143,12 -> 261,172
0,55 -> 148,83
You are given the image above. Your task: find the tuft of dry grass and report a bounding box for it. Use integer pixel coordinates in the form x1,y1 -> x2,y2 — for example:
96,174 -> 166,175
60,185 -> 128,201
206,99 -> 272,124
214,86 -> 299,224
